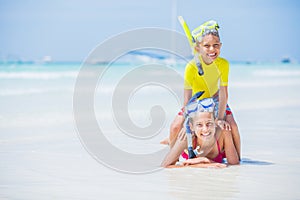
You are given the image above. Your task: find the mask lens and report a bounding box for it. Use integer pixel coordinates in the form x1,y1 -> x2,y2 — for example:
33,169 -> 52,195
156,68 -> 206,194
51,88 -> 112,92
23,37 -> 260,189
200,98 -> 214,110
186,100 -> 198,114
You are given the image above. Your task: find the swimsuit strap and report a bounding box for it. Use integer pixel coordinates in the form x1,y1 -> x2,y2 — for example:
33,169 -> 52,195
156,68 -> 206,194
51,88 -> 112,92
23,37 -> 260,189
215,136 -> 221,154
193,136 -> 197,148
212,135 -> 226,163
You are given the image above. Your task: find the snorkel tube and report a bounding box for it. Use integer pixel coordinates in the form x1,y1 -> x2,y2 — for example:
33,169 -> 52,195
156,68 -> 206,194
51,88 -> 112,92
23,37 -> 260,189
185,118 -> 196,159
184,91 -> 205,159
178,16 -> 204,76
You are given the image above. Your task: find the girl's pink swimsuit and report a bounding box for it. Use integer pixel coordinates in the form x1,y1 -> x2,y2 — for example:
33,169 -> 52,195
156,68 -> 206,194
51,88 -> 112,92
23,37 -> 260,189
212,139 -> 226,163
181,138 -> 226,163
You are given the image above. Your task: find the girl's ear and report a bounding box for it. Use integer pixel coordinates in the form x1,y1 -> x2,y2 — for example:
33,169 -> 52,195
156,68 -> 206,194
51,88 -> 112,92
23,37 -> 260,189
189,121 -> 194,131
214,119 -> 219,126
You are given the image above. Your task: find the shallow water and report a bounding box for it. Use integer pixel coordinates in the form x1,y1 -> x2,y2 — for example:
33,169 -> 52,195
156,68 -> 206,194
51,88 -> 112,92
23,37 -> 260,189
1,62 -> 300,199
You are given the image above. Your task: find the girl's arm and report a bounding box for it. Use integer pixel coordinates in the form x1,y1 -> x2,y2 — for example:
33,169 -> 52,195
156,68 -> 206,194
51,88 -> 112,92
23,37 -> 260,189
186,162 -> 227,168
166,162 -> 226,168
161,129 -> 187,167
218,86 -> 228,120
223,130 -> 240,165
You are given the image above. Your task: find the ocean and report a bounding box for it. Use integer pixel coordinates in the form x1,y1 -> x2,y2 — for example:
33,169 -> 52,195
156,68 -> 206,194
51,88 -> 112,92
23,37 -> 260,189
1,60 -> 300,199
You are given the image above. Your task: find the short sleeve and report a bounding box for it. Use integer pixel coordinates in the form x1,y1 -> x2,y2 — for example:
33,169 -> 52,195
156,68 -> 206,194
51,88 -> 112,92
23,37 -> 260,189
219,58 -> 229,86
184,61 -> 196,89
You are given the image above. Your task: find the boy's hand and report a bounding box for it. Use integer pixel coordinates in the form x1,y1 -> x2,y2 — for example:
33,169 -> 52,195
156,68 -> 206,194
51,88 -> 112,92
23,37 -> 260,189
216,120 -> 231,131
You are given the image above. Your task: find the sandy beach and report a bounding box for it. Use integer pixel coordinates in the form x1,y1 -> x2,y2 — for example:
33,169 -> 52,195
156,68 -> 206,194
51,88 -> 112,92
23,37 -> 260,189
1,62 -> 300,199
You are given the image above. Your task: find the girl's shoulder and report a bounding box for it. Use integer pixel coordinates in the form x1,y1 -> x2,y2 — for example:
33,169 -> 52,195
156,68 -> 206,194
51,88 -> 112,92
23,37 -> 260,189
215,129 -> 225,150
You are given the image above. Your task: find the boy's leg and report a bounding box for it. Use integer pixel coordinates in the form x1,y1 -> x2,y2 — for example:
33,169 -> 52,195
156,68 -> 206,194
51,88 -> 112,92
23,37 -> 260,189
226,115 -> 241,160
159,138 -> 170,145
160,108 -> 185,146
169,115 -> 185,147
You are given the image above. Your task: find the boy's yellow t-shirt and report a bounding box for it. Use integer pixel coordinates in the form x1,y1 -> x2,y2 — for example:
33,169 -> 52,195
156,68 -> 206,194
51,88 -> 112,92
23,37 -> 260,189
184,57 -> 229,99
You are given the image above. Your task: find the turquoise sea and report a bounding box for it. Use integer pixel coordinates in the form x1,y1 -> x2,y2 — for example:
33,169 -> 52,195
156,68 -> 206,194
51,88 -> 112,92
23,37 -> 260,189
1,60 -> 300,199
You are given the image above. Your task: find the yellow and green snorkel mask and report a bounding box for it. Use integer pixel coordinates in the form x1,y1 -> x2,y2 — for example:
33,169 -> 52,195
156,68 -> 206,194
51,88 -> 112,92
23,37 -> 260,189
192,20 -> 220,43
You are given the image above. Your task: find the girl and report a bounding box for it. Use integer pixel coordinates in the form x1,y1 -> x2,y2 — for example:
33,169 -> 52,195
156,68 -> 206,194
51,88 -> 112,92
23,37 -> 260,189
161,97 -> 239,168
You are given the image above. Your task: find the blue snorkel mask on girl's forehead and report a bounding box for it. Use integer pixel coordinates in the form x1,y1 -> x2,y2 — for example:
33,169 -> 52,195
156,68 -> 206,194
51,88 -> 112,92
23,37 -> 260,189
185,97 -> 216,118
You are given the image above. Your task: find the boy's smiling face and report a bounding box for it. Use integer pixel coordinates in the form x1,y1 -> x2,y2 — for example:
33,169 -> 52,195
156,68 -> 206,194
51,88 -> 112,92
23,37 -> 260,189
196,34 -> 222,65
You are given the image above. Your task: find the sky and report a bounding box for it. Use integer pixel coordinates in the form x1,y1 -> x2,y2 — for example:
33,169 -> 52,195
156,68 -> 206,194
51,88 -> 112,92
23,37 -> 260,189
1,0 -> 300,62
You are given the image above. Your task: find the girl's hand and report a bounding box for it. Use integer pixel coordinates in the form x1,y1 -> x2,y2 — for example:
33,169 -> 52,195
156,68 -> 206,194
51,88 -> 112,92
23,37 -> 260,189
183,158 -> 227,168
216,120 -> 231,131
191,163 -> 227,168
182,157 -> 211,166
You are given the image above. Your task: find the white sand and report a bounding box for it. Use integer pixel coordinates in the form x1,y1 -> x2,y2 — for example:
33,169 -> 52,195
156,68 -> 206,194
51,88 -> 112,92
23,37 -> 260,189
1,63 -> 300,199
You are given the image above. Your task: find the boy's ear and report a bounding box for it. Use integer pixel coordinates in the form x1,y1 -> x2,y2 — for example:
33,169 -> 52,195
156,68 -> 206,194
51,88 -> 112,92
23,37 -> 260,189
194,45 -> 200,52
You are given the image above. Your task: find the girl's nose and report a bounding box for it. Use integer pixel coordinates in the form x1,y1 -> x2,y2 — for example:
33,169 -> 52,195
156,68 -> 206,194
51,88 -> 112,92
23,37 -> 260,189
202,125 -> 209,132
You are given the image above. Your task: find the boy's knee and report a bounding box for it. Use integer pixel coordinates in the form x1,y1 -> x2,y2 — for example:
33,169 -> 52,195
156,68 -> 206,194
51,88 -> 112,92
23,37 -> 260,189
170,116 -> 184,134
231,121 -> 238,131
170,121 -> 181,134
227,117 -> 239,132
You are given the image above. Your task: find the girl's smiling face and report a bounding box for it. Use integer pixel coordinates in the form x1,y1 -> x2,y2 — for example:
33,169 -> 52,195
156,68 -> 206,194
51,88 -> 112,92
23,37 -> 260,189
190,112 -> 216,140
190,112 -> 217,153
196,34 -> 222,65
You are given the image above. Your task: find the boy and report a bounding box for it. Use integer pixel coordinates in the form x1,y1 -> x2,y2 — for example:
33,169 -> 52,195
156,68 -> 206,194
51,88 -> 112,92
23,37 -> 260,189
165,20 -> 241,159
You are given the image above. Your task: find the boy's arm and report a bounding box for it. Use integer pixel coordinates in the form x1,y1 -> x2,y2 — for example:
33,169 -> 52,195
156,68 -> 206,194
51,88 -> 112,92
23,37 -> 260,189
218,86 -> 228,120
